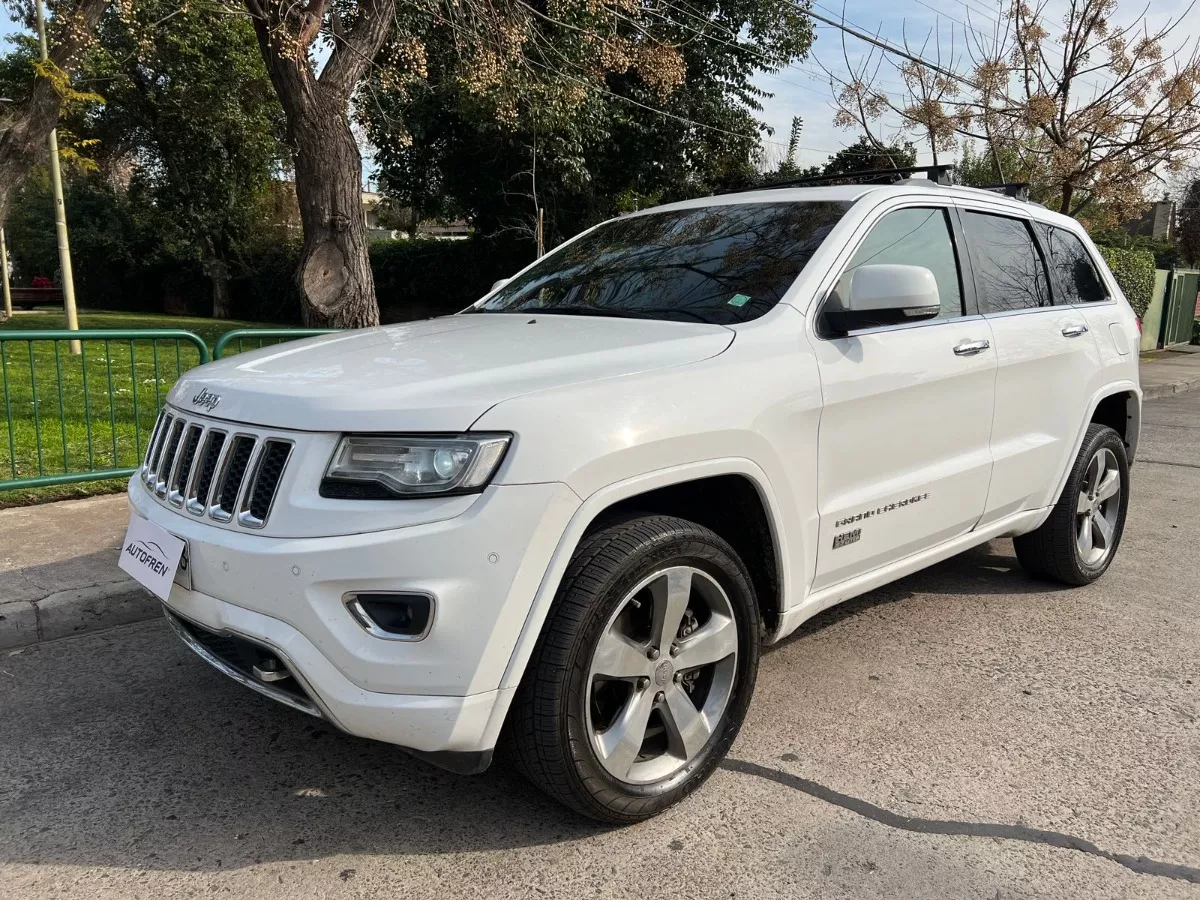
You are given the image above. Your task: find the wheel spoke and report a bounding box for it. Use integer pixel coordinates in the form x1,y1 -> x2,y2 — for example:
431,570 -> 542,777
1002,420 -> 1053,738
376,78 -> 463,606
1095,467 -> 1120,503
675,613 -> 737,670
1076,490 -> 1092,514
650,567 -> 692,650
1093,513 -> 1114,549
592,628 -> 648,680
1078,517 -> 1093,557
661,684 -> 712,761
1085,453 -> 1102,493
596,687 -> 656,779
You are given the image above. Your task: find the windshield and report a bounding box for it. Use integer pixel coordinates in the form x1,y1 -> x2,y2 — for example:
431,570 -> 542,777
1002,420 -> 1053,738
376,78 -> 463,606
471,201 -> 850,325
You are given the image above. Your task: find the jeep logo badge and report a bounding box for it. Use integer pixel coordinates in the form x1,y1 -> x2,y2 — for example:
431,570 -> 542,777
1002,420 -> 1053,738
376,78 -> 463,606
191,388 -> 221,412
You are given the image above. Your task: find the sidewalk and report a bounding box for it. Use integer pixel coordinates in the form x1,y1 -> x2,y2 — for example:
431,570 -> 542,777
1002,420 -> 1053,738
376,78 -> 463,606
2,351 -> 1199,650
0,494 -> 154,649
1139,345 -> 1200,400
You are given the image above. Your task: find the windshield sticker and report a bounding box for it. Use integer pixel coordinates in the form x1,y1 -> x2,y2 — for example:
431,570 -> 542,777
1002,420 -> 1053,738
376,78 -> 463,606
728,293 -> 751,307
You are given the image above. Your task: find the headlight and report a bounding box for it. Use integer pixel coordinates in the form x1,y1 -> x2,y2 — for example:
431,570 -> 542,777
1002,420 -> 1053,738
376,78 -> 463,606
321,434 -> 511,499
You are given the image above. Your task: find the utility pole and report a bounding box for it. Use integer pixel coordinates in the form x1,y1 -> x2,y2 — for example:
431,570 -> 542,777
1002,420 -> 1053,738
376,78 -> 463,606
1,227 -> 11,320
35,0 -> 80,353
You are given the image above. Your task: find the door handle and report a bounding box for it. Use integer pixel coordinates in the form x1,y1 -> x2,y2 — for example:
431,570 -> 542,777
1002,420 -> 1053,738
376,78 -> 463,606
953,339 -> 991,356
1061,323 -> 1089,338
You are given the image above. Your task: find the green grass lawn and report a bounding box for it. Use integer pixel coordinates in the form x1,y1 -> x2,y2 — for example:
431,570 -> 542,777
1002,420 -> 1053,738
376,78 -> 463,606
0,310 -> 286,507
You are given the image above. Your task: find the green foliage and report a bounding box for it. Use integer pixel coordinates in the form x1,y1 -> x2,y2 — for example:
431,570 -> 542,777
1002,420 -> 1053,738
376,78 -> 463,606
369,236 -> 533,321
1091,228 -> 1181,270
819,137 -> 916,179
1097,246 -> 1157,317
1179,177 -> 1200,268
366,0 -> 814,244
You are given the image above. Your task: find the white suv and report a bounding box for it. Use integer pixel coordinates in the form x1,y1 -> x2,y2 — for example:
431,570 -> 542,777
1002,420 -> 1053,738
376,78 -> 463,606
126,181 -> 1141,822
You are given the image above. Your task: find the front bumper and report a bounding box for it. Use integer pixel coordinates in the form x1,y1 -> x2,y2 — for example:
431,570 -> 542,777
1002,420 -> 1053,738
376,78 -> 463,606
130,477 -> 581,756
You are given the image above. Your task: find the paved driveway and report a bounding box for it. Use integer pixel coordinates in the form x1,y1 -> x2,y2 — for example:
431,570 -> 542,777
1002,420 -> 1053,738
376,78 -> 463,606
3,393 -> 1199,899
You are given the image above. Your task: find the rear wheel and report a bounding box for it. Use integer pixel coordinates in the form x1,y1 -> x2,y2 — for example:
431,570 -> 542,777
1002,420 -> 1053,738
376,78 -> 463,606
1014,423 -> 1129,585
507,515 -> 761,823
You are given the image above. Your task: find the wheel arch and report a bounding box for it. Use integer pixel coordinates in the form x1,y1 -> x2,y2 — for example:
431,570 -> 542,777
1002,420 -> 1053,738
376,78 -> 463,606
493,459 -> 789,702
1038,382 -> 1141,530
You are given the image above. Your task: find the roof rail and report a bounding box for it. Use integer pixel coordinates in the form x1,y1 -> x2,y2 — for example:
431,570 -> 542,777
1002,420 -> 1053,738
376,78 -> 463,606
733,164 -> 957,193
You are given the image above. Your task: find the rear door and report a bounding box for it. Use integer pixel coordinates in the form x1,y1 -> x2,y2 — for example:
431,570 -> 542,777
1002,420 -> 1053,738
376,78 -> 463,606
959,209 -> 1104,523
810,204 -> 997,591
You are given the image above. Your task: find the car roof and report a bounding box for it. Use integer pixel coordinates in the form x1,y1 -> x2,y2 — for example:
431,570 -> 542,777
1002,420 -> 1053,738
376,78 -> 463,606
638,181 -> 1084,233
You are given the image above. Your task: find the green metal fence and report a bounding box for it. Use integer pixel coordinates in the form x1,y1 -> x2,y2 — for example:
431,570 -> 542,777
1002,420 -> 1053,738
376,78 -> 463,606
0,327 -> 339,492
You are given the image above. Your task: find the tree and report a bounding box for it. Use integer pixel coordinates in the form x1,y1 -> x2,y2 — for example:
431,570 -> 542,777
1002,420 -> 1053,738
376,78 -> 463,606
819,136 -> 916,178
824,0 -> 1200,223
82,0 -> 285,317
365,0 -> 814,247
0,0 -> 108,224
1178,175 -> 1200,266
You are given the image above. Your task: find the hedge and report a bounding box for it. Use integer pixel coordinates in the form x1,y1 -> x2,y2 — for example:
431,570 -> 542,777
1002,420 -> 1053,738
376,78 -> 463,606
64,234 -> 535,325
1097,246 -> 1156,318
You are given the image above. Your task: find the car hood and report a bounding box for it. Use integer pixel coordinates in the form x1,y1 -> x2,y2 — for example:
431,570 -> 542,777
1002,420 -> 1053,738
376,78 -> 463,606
169,314 -> 735,432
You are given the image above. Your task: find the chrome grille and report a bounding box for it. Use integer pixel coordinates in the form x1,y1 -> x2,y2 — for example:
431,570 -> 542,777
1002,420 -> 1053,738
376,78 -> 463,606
140,410 -> 291,529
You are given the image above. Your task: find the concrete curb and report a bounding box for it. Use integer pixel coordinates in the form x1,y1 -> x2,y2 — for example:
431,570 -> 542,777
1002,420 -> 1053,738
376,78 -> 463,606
1143,374 -> 1200,401
0,581 -> 159,650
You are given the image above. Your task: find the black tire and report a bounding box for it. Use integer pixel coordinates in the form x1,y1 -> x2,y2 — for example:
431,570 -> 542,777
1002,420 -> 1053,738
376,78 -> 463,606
506,515 -> 762,823
1014,423 -> 1130,585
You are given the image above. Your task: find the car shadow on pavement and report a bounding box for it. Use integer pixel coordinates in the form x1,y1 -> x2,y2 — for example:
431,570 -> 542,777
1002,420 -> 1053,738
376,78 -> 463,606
778,539 -> 1063,646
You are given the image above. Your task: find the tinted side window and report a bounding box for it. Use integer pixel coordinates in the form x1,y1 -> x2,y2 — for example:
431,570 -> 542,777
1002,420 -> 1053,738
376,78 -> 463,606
1038,224 -> 1108,304
963,211 -> 1051,312
839,207 -> 963,319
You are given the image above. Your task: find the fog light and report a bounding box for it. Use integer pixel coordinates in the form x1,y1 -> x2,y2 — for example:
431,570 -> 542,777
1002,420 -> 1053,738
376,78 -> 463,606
344,592 -> 434,641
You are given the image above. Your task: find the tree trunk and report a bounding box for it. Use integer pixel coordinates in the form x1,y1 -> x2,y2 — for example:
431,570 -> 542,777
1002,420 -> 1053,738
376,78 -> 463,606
203,254 -> 233,319
1059,182 -> 1074,216
0,0 -> 109,223
247,0 -> 393,330
290,102 -> 378,328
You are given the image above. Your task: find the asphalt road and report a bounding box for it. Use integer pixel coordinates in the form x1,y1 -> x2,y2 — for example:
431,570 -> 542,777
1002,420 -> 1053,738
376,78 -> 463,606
3,393 -> 1199,900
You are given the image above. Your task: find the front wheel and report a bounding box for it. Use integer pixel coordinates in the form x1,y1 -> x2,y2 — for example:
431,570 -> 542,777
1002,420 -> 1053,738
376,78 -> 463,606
507,515 -> 761,823
1014,423 -> 1130,585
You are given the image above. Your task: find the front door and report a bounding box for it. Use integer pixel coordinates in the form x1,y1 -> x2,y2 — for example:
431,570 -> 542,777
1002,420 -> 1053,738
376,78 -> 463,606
810,205 -> 997,591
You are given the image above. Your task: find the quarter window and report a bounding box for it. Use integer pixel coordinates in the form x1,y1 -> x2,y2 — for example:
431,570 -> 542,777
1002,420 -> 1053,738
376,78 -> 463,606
1037,224 -> 1109,304
963,211 -> 1051,312
837,207 -> 964,320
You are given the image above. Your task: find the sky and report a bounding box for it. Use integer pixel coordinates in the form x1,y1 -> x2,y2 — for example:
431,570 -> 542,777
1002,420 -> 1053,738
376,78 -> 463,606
3,0 -> 1196,180
755,0 -> 1200,171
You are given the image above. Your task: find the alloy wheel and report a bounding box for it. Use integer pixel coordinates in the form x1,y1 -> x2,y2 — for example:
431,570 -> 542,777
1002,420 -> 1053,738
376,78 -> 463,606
586,566 -> 739,785
1076,447 -> 1121,566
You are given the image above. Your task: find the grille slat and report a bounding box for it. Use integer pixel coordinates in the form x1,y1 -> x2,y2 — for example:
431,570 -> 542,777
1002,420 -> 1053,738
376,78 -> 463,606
239,440 -> 292,528
145,411 -> 290,529
155,420 -> 185,496
144,413 -> 173,485
213,436 -> 257,521
168,425 -> 203,506
189,430 -> 227,514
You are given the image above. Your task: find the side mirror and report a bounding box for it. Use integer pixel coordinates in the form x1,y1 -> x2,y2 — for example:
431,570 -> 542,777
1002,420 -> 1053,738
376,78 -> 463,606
822,264 -> 941,335
489,277 -> 511,293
